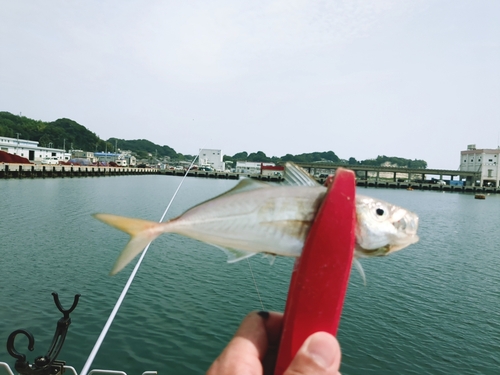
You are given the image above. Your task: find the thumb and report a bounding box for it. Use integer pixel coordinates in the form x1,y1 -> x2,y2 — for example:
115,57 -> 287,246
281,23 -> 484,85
284,332 -> 341,375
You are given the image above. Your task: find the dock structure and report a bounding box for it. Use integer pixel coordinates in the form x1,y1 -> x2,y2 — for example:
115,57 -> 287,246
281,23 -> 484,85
296,162 -> 499,193
352,178 -> 500,193
0,163 -> 158,179
159,169 -> 240,180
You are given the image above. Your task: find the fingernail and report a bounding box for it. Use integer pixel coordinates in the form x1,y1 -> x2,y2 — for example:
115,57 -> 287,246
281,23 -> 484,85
257,311 -> 270,319
304,332 -> 336,369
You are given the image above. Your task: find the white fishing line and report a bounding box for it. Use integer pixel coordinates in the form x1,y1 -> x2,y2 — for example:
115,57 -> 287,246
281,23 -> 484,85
246,258 -> 265,311
80,155 -> 199,375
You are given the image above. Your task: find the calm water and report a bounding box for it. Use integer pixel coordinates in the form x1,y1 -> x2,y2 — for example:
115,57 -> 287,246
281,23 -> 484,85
0,176 -> 499,374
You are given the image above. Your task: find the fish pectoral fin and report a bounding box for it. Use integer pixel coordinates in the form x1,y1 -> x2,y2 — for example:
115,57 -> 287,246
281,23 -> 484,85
353,258 -> 367,286
212,245 -> 257,263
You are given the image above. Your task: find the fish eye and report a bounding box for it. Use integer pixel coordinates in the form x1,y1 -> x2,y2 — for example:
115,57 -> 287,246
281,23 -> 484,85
376,208 -> 385,216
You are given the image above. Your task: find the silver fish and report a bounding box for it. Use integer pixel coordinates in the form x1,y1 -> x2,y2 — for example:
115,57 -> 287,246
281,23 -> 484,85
94,163 -> 419,275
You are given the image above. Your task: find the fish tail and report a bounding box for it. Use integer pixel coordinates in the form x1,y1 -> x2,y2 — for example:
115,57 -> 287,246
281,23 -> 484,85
93,213 -> 165,275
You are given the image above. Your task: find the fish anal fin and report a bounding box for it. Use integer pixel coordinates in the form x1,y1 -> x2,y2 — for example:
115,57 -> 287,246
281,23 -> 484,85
211,245 -> 257,263
262,253 -> 276,265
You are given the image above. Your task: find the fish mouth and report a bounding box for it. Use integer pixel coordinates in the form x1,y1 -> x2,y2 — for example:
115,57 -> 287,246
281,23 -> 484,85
356,233 -> 419,257
357,245 -> 391,257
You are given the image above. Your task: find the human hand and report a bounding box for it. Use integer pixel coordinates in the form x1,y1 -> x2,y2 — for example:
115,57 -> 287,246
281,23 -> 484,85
206,311 -> 341,375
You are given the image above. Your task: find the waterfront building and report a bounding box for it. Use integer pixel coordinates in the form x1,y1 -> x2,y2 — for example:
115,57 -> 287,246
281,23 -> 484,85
460,144 -> 500,187
235,161 -> 275,175
261,164 -> 284,178
93,152 -> 135,167
198,148 -> 225,171
0,135 -> 70,163
72,150 -> 98,164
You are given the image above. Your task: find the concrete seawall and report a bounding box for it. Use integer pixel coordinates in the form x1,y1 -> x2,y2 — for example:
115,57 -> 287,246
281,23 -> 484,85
2,163 -> 498,194
0,163 -> 158,178
159,169 -> 240,179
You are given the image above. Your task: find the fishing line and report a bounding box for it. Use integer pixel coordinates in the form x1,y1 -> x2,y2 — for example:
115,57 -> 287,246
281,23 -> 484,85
80,155 -> 200,375
246,258 -> 265,311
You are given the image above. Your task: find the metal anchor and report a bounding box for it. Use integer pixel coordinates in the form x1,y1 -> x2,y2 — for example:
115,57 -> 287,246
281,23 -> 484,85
6,292 -> 80,375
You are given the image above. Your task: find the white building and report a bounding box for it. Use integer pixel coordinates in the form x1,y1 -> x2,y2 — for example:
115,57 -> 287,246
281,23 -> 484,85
460,144 -> 500,187
0,135 -> 70,163
235,161 -> 275,175
72,150 -> 97,163
94,152 -> 134,166
198,148 -> 225,171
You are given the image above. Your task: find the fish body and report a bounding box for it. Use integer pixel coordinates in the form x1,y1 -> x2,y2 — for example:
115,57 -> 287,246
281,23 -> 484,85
95,165 -> 419,275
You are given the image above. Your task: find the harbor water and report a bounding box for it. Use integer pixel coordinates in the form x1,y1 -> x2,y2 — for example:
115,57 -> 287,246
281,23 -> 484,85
0,175 -> 499,374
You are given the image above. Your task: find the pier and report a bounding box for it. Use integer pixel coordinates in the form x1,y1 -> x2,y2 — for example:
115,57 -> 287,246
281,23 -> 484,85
297,162 -> 499,193
0,163 -> 239,180
159,169 -> 240,179
352,179 -> 500,193
297,162 -> 481,182
0,163 -> 157,178
2,162 -> 498,193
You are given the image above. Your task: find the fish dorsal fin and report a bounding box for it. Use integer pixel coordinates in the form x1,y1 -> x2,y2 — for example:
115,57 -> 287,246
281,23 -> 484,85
218,178 -> 270,198
283,162 -> 320,186
184,178 -> 270,212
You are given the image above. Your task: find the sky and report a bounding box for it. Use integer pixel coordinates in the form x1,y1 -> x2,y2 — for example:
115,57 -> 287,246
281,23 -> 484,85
1,1 -> 499,169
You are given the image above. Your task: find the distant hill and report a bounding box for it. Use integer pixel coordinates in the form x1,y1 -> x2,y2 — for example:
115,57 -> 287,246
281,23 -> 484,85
107,138 -> 184,160
0,112 -> 108,153
0,112 -> 427,168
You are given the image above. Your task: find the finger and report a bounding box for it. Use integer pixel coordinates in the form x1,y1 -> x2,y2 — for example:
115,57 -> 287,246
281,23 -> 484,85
206,311 -> 283,375
255,311 -> 284,348
284,331 -> 341,375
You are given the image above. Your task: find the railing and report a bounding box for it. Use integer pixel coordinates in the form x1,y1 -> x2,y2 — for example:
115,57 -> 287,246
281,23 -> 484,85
0,363 -> 157,375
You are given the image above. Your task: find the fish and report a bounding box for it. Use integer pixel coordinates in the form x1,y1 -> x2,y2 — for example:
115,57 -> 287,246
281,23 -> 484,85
94,163 -> 419,275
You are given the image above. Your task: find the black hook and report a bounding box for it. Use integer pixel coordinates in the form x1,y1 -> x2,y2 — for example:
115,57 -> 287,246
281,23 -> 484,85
6,330 -> 35,362
5,292 -> 81,375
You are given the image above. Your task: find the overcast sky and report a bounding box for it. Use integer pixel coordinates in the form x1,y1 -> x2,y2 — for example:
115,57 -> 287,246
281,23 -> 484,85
1,1 -> 499,169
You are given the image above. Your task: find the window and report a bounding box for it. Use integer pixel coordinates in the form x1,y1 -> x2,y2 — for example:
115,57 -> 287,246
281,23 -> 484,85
489,159 -> 493,162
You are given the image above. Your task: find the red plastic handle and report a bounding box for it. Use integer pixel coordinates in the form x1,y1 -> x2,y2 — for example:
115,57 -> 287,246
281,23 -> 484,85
274,168 -> 356,374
